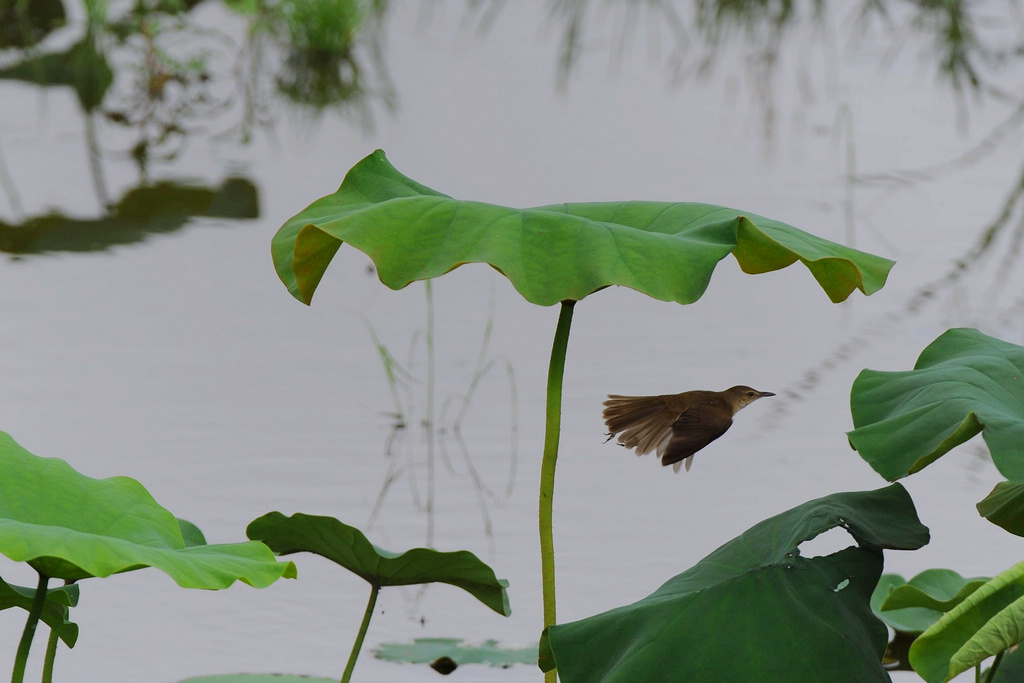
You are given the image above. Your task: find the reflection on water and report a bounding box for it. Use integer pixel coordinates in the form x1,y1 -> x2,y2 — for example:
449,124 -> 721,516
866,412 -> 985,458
0,34 -> 112,112
0,0 -> 65,49
0,176 -> 257,256
363,283 -> 518,552
243,0 -> 394,114
0,0 -> 394,255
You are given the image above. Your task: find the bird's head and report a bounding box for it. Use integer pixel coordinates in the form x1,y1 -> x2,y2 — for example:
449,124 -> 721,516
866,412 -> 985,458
724,386 -> 775,413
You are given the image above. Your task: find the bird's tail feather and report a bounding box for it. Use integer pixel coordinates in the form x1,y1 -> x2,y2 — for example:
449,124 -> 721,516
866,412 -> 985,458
603,395 -> 676,457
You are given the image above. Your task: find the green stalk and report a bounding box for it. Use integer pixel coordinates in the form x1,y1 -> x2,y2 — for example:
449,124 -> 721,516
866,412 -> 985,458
982,650 -> 1004,683
41,624 -> 59,683
539,300 -> 575,683
12,572 -> 48,683
340,583 -> 380,683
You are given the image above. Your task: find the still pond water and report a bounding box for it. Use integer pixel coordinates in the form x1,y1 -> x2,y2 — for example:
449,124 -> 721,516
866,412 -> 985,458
3,1 -> 1024,680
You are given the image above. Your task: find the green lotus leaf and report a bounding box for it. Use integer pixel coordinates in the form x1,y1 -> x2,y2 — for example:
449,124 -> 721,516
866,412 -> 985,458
271,150 -> 893,307
910,560 -> 1024,682
978,481 -> 1024,536
0,576 -> 78,646
872,574 -> 940,637
247,512 -> 509,616
541,484 -> 928,682
849,328 -> 1024,482
881,569 -> 989,613
872,570 -> 989,640
373,637 -> 537,668
177,517 -> 208,547
0,432 -> 296,588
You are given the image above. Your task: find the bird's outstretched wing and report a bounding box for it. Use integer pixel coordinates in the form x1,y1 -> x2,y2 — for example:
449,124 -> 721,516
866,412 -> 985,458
662,406 -> 733,471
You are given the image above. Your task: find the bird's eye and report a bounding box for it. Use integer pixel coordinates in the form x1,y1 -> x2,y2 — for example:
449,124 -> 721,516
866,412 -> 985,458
747,392 -> 755,397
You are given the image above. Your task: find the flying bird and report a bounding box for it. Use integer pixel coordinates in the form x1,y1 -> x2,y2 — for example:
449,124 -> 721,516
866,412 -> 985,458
603,386 -> 775,472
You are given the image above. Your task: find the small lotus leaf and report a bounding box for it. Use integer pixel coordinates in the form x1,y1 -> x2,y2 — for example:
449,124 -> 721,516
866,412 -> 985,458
541,484 -> 928,682
872,574 -> 939,636
374,637 -> 537,668
910,560 -> 1024,682
0,575 -> 78,646
881,569 -> 989,613
0,432 -> 296,588
272,150 -> 893,307
246,512 -> 509,616
849,328 -> 1024,482
872,570 -> 989,638
978,481 -> 1024,536
177,518 -> 208,547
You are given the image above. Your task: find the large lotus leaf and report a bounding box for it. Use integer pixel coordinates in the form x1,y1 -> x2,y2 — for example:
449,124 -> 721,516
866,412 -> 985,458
272,150 -> 893,307
0,432 -> 296,588
247,512 -> 509,616
541,484 -> 928,682
0,576 -> 79,646
909,560 -> 1024,682
849,328 -> 1024,482
978,482 -> 1024,536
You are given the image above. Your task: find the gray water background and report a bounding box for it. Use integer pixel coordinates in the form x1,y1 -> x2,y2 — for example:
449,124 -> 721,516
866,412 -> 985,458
3,1 -> 1024,680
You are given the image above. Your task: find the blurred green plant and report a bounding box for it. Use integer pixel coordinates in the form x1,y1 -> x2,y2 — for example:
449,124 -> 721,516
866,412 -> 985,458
0,0 -> 66,48
226,0 -> 392,118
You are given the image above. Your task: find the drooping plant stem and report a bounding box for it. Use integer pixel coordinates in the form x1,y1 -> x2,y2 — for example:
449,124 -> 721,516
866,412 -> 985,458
341,582 -> 380,683
12,572 -> 49,683
539,299 -> 576,682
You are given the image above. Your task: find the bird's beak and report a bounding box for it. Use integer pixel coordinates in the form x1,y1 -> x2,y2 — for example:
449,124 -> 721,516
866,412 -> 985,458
759,391 -> 776,397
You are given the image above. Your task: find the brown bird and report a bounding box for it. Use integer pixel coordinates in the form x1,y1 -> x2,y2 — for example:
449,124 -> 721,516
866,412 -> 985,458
603,386 -> 775,472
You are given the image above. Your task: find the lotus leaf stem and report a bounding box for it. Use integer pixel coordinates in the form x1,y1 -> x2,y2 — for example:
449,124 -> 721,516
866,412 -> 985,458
982,650 -> 1004,683
341,582 -> 380,683
539,299 -> 575,682
42,625 -> 59,683
12,572 -> 48,683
